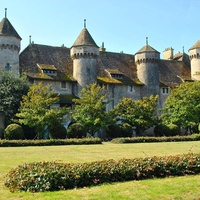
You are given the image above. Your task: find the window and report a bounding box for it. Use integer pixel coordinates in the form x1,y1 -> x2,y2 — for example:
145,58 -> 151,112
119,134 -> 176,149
128,85 -> 134,92
5,63 -> 11,71
86,68 -> 90,76
61,81 -> 67,89
111,74 -> 122,79
162,87 -> 169,94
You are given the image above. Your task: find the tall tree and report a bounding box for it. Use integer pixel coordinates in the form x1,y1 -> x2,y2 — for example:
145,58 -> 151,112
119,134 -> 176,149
113,95 -> 158,135
71,83 -> 111,136
16,82 -> 66,138
0,71 -> 29,125
162,81 -> 200,132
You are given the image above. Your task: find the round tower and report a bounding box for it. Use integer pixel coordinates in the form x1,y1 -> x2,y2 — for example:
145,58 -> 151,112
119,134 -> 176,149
70,20 -> 99,92
188,40 -> 200,80
0,9 -> 21,75
135,38 -> 160,97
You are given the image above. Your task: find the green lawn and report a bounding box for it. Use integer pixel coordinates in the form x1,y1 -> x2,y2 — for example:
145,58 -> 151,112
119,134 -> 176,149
0,141 -> 200,200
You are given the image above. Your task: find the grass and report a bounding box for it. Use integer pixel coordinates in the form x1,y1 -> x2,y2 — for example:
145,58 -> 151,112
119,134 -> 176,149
0,141 -> 200,200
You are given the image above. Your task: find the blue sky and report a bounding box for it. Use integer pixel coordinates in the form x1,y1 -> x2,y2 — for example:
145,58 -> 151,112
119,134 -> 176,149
1,0 -> 200,57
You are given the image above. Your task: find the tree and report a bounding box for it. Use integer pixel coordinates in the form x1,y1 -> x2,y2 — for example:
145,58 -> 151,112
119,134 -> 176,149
0,71 -> 29,125
162,81 -> 200,132
113,95 -> 158,135
71,83 -> 111,136
16,82 -> 67,138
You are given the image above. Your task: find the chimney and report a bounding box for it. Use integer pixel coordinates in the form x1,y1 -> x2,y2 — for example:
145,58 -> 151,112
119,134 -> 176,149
163,47 -> 174,60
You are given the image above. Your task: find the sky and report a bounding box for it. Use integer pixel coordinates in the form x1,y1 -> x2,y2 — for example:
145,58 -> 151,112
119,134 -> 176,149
1,0 -> 200,58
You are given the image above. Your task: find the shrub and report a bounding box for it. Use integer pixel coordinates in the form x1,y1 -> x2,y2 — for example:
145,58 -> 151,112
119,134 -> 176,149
4,123 -> 24,140
67,123 -> 86,138
0,138 -> 102,147
167,123 -> 179,136
154,123 -> 179,137
154,124 -> 170,137
119,123 -> 132,137
48,123 -> 67,139
111,135 -> 200,144
106,123 -> 132,138
22,125 -> 37,139
106,124 -> 120,138
5,153 -> 200,192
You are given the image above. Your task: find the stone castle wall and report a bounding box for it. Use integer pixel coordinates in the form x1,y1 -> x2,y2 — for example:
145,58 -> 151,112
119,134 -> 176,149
189,48 -> 200,80
0,36 -> 20,74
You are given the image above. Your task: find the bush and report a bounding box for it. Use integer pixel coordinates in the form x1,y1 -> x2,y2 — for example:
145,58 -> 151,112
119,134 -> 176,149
67,123 -> 86,138
119,123 -> 132,137
4,123 -> 24,140
154,123 -> 179,137
110,135 -> 200,144
0,138 -> 102,147
5,153 -> 200,192
167,123 -> 179,136
22,125 -> 37,139
106,123 -> 132,138
106,124 -> 120,138
48,123 -> 67,139
154,124 -> 169,136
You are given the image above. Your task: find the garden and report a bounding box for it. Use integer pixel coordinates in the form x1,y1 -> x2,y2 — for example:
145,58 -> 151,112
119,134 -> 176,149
1,141 -> 200,200
0,72 -> 200,199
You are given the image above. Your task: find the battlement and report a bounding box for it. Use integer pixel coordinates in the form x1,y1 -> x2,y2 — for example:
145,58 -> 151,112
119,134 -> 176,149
0,43 -> 20,52
136,57 -> 159,65
71,52 -> 98,59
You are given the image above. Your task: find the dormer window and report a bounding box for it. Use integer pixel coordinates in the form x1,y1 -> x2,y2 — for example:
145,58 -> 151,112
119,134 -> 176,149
105,69 -> 124,80
37,63 -> 57,76
111,74 -> 122,79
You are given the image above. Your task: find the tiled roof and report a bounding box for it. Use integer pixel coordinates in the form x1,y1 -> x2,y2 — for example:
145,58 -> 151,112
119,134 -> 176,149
72,28 -> 98,47
19,44 -> 191,88
136,44 -> 160,54
189,40 -> 200,51
0,18 -> 21,39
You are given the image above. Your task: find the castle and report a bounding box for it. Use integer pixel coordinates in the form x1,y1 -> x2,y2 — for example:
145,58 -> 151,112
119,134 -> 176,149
0,14 -> 200,111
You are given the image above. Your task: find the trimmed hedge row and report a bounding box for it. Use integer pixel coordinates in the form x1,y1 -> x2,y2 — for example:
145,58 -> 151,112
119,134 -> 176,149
5,153 -> 200,192
0,138 -> 102,147
111,134 -> 200,144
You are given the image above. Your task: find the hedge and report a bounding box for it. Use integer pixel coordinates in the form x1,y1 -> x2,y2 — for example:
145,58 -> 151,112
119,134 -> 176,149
5,153 -> 200,192
111,134 -> 200,144
0,138 -> 102,147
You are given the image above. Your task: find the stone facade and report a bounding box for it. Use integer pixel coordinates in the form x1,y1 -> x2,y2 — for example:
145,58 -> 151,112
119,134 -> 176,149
189,40 -> 200,80
0,16 -> 198,113
0,17 -> 21,75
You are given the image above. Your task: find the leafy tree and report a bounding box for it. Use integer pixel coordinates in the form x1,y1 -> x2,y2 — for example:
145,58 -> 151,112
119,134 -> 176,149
0,71 -> 29,125
71,83 -> 111,136
162,81 -> 200,132
113,95 -> 158,135
16,82 -> 67,138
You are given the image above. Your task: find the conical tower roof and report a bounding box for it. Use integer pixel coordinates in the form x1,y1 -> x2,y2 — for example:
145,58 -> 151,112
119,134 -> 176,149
0,17 -> 21,39
136,44 -> 160,54
189,40 -> 200,51
72,28 -> 98,47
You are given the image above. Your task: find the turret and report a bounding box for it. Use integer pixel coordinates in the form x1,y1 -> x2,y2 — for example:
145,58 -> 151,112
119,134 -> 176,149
135,38 -> 160,97
70,20 -> 99,92
0,9 -> 21,75
188,40 -> 200,80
